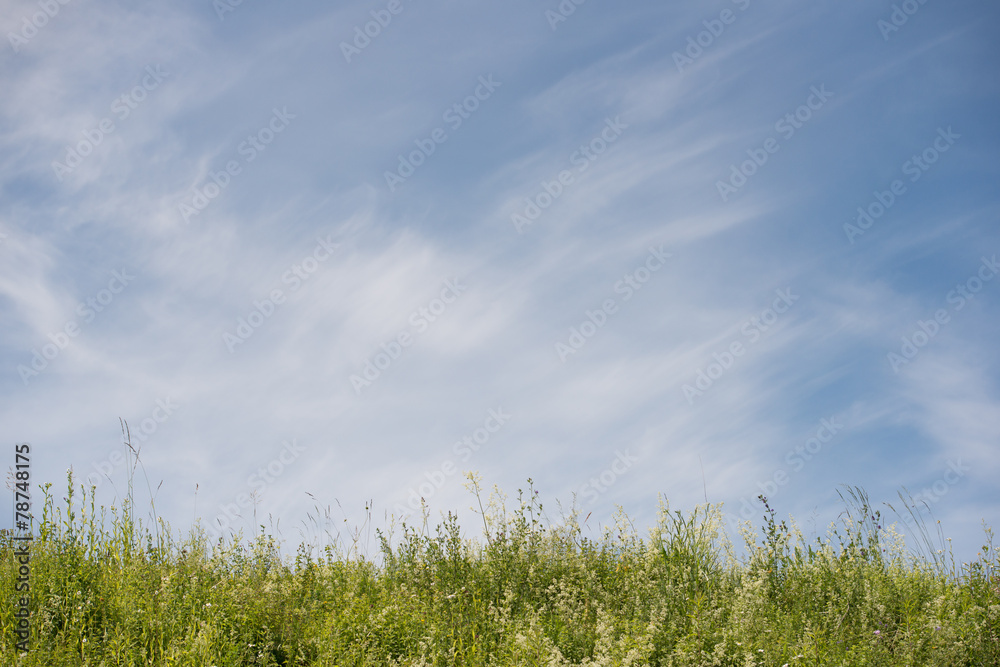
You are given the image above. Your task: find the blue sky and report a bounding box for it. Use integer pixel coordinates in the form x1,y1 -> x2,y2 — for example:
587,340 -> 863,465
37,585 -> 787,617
1,0 -> 997,561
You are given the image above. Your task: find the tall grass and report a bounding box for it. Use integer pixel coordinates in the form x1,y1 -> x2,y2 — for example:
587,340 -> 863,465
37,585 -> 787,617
1,468 -> 998,665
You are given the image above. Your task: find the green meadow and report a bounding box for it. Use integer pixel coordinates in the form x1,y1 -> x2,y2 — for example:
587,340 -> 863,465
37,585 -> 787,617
2,470 -> 998,666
